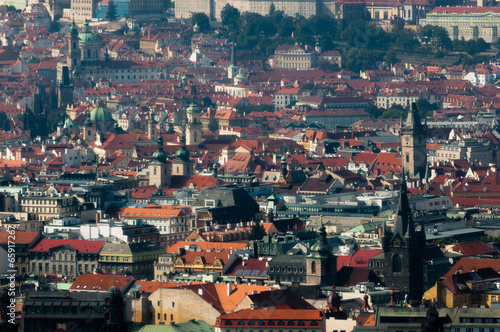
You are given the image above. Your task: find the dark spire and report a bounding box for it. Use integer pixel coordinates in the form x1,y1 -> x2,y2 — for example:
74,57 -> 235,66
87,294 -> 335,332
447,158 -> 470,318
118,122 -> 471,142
394,168 -> 415,238
403,102 -> 425,132
230,42 -> 237,67
281,154 -> 288,178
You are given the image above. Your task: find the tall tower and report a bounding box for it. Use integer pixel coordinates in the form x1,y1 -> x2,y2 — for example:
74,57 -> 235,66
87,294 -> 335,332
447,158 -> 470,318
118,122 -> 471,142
82,112 -> 95,143
57,66 -> 74,110
67,19 -> 81,73
149,135 -> 171,188
306,221 -> 337,286
400,102 -> 427,179
186,103 -> 202,145
147,109 -> 157,141
380,174 -> 425,303
172,127 -> 194,176
227,43 -> 239,79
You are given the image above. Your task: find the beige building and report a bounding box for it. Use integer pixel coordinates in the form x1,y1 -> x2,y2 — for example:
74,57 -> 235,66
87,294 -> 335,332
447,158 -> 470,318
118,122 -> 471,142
269,44 -> 342,70
175,0 -> 332,21
376,91 -> 423,109
69,0 -> 96,22
28,239 -> 105,277
423,7 -> 500,42
436,139 -> 493,165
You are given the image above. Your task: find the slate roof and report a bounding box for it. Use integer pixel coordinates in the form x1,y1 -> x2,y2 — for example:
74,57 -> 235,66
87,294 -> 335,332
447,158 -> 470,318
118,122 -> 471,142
192,186 -> 259,213
100,242 -> 164,255
336,266 -> 384,287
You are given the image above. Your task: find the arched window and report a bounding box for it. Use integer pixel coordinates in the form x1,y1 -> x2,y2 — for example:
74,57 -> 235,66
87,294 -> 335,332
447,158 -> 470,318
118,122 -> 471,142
87,49 -> 91,58
406,154 -> 410,163
392,254 -> 401,273
154,168 -> 157,175
311,261 -> 316,274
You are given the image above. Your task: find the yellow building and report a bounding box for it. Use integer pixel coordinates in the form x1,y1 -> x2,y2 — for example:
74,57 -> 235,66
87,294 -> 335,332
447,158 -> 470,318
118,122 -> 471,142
424,267 -> 500,308
172,247 -> 237,276
99,241 -> 165,280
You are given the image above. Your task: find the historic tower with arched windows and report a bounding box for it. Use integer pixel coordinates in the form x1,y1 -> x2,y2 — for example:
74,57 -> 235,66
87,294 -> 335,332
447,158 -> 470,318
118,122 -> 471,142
186,103 -> 202,146
306,222 -> 337,286
377,174 -> 426,303
400,102 -> 427,180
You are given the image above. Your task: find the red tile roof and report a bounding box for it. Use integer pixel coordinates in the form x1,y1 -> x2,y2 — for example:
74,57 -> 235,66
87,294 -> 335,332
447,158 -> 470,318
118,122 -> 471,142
0,231 -> 41,245
215,309 -> 324,328
70,273 -> 134,292
451,241 -> 498,257
29,239 -> 105,253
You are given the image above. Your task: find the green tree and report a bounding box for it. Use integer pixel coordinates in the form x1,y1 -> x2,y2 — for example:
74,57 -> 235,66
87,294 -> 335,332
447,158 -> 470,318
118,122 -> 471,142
420,25 -> 451,51
416,98 -> 439,118
106,0 -> 117,21
221,4 -> 240,32
162,0 -> 172,9
317,59 -> 340,71
191,12 -> 210,32
384,48 -> 398,66
364,105 -> 383,119
248,220 -> 266,241
0,112 -> 10,131
208,118 -> 218,133
269,2 -> 275,15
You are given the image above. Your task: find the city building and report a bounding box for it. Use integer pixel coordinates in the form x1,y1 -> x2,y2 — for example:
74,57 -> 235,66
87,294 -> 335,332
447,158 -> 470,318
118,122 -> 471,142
436,139 -> 493,165
423,7 -> 500,43
98,241 -> 165,279
28,239 -> 106,277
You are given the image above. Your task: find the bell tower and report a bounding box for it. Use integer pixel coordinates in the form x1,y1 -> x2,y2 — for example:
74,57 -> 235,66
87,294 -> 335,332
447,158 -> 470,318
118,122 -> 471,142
147,109 -> 157,141
400,102 -> 427,180
186,103 -> 202,145
306,221 -> 337,286
149,135 -> 172,188
67,19 -> 81,74
379,173 -> 425,303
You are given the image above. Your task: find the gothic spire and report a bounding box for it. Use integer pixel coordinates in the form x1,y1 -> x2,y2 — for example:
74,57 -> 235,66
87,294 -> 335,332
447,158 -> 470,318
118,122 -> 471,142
394,168 -> 415,238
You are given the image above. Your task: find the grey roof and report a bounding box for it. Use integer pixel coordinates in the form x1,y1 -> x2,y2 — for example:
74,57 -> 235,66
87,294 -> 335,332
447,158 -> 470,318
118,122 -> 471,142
269,254 -> 306,266
100,241 -> 163,254
192,186 -> 259,212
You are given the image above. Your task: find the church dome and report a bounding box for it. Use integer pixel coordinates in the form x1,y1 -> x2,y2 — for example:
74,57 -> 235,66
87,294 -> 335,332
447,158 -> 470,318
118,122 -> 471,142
152,136 -> 167,163
79,21 -> 99,44
186,103 -> 200,113
90,102 -> 113,122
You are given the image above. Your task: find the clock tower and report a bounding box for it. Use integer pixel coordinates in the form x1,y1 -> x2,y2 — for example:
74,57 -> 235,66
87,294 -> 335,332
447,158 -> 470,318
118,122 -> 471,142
400,102 -> 427,180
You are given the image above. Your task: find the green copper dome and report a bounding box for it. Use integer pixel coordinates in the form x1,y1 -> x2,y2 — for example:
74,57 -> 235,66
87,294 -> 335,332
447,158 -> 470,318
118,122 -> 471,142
79,21 -> 99,44
308,222 -> 332,259
281,155 -> 287,163
90,102 -> 113,122
152,136 -> 168,163
234,68 -> 246,79
175,145 -> 190,162
186,103 -> 200,113
77,138 -> 83,145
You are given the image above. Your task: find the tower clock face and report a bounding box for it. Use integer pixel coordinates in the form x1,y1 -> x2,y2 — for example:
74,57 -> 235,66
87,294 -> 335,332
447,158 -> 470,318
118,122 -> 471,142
393,239 -> 400,246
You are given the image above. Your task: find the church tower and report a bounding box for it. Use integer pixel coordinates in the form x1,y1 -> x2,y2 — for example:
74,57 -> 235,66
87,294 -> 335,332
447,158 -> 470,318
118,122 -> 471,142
57,66 -> 74,110
67,19 -> 81,73
186,103 -> 202,145
227,43 -> 239,79
400,102 -> 427,180
380,173 -> 425,303
82,112 -> 95,143
149,135 -> 171,188
172,127 -> 194,176
147,109 -> 157,141
306,221 -> 337,286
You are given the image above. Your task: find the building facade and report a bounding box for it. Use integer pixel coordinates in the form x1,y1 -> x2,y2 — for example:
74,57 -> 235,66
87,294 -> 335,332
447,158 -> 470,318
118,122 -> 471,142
423,7 -> 500,43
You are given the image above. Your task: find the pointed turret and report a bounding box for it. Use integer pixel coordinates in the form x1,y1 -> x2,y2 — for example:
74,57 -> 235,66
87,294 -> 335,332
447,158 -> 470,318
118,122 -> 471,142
280,154 -> 288,178
394,170 -> 415,238
228,43 -> 239,79
308,220 -> 332,259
